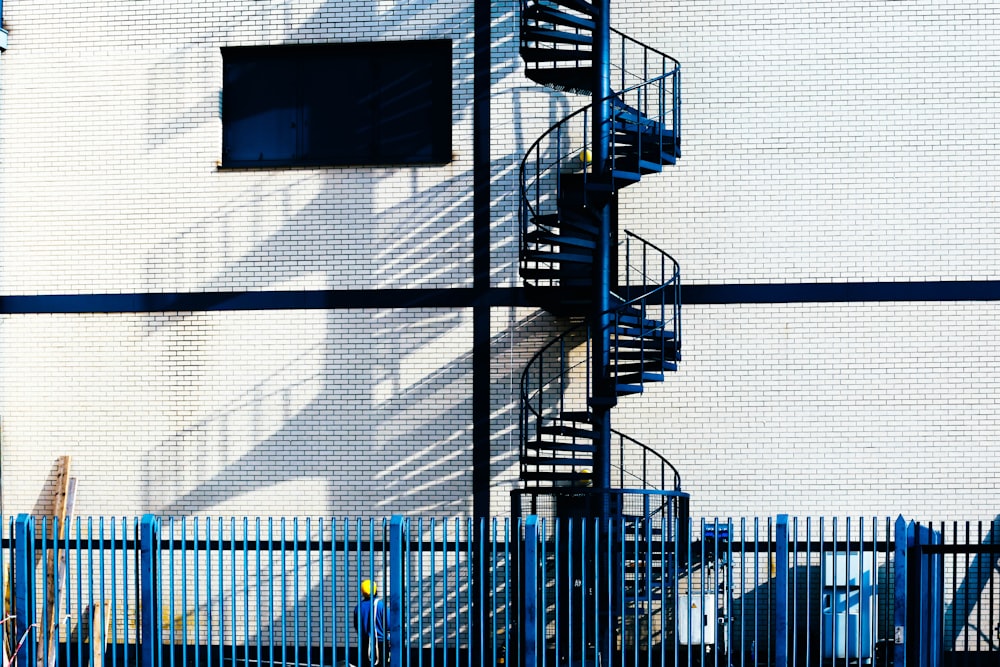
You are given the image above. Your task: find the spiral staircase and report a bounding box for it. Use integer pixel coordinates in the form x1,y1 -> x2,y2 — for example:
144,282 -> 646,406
512,0 -> 690,638
514,0 -> 687,520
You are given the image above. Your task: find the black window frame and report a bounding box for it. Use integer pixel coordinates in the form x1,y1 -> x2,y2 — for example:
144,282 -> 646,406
221,40 -> 453,169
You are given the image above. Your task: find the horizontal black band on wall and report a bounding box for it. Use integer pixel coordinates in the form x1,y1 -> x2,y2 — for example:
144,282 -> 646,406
1,281 -> 999,314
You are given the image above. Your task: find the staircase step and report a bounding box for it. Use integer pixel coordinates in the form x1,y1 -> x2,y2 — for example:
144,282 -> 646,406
520,267 -> 592,286
615,333 -> 677,347
540,424 -> 600,440
612,105 -> 659,129
614,351 -> 679,364
613,129 -> 680,165
611,156 -> 661,176
614,324 -> 679,338
527,439 -> 595,454
522,26 -> 593,47
608,168 -> 641,186
612,360 -> 673,374
532,212 -> 600,237
525,230 -> 597,250
616,383 -> 643,395
521,470 -> 595,483
616,371 -> 664,384
560,410 -> 593,423
523,4 -> 595,31
520,47 -> 593,63
543,0 -> 598,17
523,250 -> 593,265
611,362 -> 674,377
615,313 -> 662,329
523,67 -> 593,95
522,455 -> 593,468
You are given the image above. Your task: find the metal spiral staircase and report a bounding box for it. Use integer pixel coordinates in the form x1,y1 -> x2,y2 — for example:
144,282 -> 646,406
514,0 -> 687,521
512,0 -> 691,635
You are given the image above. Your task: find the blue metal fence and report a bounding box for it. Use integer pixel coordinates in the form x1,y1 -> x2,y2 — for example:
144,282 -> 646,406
3,514 -> 997,667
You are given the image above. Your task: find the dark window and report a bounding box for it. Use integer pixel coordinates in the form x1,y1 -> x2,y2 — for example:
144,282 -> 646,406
222,41 -> 452,168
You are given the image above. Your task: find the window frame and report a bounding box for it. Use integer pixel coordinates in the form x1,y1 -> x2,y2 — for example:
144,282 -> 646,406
221,40 -> 453,169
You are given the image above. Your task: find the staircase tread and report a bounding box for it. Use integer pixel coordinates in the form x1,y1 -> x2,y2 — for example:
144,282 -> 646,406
539,0 -> 598,17
522,26 -> 593,46
608,168 -> 641,185
614,325 -> 674,339
520,47 -> 593,63
615,335 -> 677,348
615,314 -> 662,328
615,371 -> 664,384
525,230 -> 597,249
521,455 -> 594,467
614,352 -> 679,364
527,440 -> 595,453
540,424 -> 600,439
523,67 -> 594,95
521,470 -> 596,482
523,4 -> 596,31
612,361 -> 673,373
524,250 -> 594,264
532,212 -> 600,236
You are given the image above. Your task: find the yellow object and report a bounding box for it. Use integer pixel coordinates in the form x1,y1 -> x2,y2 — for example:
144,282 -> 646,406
361,579 -> 377,597
579,148 -> 592,164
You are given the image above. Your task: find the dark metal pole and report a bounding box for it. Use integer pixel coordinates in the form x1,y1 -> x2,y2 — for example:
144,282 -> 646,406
589,2 -> 615,665
589,0 -> 613,512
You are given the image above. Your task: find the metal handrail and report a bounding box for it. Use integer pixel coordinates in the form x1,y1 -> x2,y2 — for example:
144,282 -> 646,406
518,70 -> 680,287
518,4 -> 683,497
611,428 -> 682,492
518,229 -> 681,491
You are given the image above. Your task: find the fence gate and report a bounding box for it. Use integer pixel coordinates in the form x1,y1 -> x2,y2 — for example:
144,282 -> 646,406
897,517 -> 1000,667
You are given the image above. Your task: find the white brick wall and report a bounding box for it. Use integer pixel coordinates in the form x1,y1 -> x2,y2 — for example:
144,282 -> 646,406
0,0 -> 474,294
0,309 -> 473,517
491,0 -> 1000,521
617,302 -> 1000,522
2,0 -> 999,521
617,0 -> 1000,284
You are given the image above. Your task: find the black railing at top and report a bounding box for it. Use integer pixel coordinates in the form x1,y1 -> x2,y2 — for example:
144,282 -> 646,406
518,70 -> 680,289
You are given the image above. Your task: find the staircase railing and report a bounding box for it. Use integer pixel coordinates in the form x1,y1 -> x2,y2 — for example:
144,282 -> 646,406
615,229 -> 682,365
518,71 -> 680,288
518,231 -> 681,486
611,428 -> 682,492
517,0 -> 684,508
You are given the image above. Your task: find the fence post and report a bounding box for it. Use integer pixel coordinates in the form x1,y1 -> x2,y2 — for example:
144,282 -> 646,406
13,514 -> 36,667
523,516 -> 539,667
893,515 -> 907,667
389,516 -> 405,667
775,514 -> 789,667
140,514 -> 161,667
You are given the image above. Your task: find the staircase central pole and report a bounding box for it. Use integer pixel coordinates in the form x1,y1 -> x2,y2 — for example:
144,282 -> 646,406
590,0 -> 615,664
590,0 -> 613,509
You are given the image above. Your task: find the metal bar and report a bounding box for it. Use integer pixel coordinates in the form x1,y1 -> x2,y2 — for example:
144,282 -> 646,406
181,517 -> 188,667
444,518 -> 451,667
390,516 -> 405,667
99,518 -> 109,667
140,515 -> 160,667
430,518 -> 437,667
281,519 -> 288,667
112,518 -> 120,667
14,514 -> 37,667
524,516 -> 538,667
